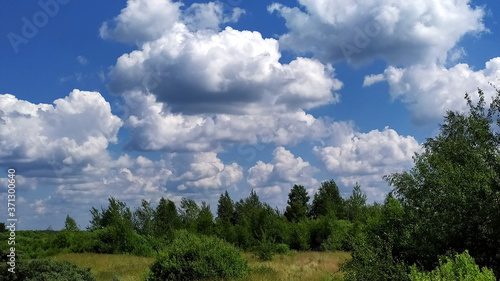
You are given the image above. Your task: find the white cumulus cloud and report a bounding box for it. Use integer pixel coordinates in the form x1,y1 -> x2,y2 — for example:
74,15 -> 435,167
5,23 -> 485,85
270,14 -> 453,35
247,146 -> 319,205
270,0 -> 485,65
314,127 -> 422,201
104,0 -> 342,115
122,91 -> 340,151
366,57 -> 500,124
0,90 -> 122,176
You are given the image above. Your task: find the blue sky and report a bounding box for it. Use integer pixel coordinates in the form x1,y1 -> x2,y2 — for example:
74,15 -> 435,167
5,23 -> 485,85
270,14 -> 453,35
1,0 -> 499,230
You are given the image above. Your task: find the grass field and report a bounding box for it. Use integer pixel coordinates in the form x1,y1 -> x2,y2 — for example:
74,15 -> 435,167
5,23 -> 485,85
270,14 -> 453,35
50,253 -> 154,281
242,251 -> 350,281
51,251 -> 350,281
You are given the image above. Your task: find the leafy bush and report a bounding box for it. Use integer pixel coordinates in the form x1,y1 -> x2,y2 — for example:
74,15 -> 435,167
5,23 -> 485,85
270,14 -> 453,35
321,220 -> 353,251
408,250 -> 496,281
274,243 -> 290,254
289,221 -> 310,251
343,233 -> 409,281
309,216 -> 335,250
145,230 -> 249,280
0,231 -> 59,259
256,242 -> 275,261
92,226 -> 154,256
0,259 -> 96,281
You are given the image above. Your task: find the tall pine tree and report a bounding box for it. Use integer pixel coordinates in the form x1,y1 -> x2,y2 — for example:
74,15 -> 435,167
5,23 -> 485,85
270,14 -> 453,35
284,184 -> 309,222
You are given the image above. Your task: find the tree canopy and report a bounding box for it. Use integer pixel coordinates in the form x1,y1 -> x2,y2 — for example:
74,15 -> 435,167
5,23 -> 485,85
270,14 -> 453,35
284,184 -> 310,222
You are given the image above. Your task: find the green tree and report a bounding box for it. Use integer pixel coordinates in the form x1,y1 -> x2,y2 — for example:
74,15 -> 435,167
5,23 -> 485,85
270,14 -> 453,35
0,222 -> 7,233
385,89 -> 500,273
216,191 -> 234,223
343,193 -> 410,281
345,183 -> 367,222
309,180 -> 345,219
133,200 -> 155,235
284,184 -> 310,222
178,198 -> 200,232
215,191 -> 237,244
154,197 -> 181,236
64,215 -> 79,231
196,202 -> 214,236
88,197 -> 132,230
233,189 -> 261,224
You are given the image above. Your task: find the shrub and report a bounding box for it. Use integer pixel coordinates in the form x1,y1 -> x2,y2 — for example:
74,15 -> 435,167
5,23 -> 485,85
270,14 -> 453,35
69,231 -> 98,253
274,243 -> 290,254
145,230 -> 249,280
91,226 -> 154,256
408,250 -> 496,281
289,221 -> 310,251
0,259 -> 96,281
343,233 -> 409,281
256,242 -> 275,261
321,220 -> 353,251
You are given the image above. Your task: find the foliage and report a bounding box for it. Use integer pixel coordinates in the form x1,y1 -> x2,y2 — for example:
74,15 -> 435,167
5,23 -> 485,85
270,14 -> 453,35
289,220 -> 310,251
154,197 -> 181,236
310,180 -> 345,219
145,230 -> 249,281
343,232 -> 409,281
178,197 -> 200,232
216,191 -> 234,223
385,89 -> 500,274
274,243 -> 290,254
93,226 -> 154,256
284,184 -> 310,222
321,220 -> 353,252
196,201 -> 214,236
345,183 -> 368,222
0,231 -> 60,260
215,219 -> 237,245
256,242 -> 276,261
343,88 -> 500,280
342,195 -> 411,281
132,199 -> 155,236
0,259 -> 96,281
408,251 -> 496,281
88,197 -> 132,231
64,215 -> 79,232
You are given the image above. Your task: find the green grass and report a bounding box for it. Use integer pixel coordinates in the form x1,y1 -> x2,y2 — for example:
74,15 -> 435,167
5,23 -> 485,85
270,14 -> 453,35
51,251 -> 350,281
50,253 -> 154,281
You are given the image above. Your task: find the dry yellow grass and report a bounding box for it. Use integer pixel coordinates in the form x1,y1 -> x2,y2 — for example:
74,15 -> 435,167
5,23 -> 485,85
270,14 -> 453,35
51,251 -> 350,281
50,253 -> 154,281
242,251 -> 351,281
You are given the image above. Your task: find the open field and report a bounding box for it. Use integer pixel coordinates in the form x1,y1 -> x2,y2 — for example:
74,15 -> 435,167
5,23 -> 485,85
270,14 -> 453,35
50,253 -> 154,281
242,251 -> 350,281
51,251 -> 350,281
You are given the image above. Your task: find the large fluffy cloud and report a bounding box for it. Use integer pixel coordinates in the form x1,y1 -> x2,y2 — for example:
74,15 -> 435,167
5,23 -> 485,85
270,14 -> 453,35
122,91 -> 341,151
364,57 -> 500,124
173,152 -> 243,191
0,90 -> 122,176
314,127 -> 422,200
270,0 -> 485,65
0,92 -> 246,229
247,146 -> 319,206
104,0 -> 342,115
100,0 -> 182,44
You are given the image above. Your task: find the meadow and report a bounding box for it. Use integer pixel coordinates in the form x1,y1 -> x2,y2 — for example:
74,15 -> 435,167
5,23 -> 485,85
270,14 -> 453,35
49,251 -> 350,281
